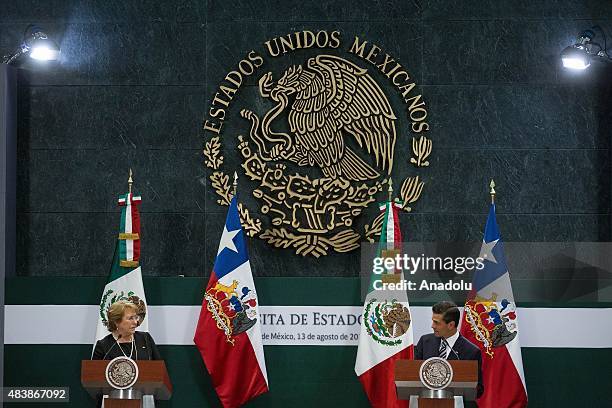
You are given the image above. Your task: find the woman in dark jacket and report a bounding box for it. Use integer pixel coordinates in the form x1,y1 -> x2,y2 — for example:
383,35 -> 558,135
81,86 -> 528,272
92,299 -> 161,361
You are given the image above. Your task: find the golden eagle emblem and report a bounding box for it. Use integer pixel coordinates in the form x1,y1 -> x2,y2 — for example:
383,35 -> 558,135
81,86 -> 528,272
203,45 -> 431,257
241,55 -> 397,181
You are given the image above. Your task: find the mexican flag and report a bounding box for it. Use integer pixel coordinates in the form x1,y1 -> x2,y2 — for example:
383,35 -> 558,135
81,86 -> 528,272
355,199 -> 414,408
93,192 -> 148,346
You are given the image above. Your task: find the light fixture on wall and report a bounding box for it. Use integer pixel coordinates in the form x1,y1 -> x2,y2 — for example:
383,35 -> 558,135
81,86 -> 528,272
561,26 -> 611,70
1,25 -> 60,65
1,24 -> 61,284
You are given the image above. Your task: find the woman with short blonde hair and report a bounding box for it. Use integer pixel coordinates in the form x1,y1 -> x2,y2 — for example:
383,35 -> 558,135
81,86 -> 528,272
106,300 -> 139,332
92,300 -> 161,361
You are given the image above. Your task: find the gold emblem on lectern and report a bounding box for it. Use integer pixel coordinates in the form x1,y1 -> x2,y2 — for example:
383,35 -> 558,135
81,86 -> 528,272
105,357 -> 139,390
419,357 -> 453,390
203,31 -> 433,256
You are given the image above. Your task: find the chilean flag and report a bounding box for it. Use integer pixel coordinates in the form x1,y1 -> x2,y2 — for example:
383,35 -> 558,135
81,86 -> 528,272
194,197 -> 268,407
460,204 -> 528,407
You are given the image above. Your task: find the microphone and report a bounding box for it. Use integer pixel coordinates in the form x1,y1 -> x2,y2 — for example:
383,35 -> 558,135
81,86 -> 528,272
442,337 -> 460,360
101,334 -> 122,360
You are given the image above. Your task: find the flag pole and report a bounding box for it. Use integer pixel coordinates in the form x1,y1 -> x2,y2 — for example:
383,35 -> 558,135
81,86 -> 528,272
128,168 -> 133,194
382,179 -> 400,283
232,171 -> 238,199
490,179 -> 496,204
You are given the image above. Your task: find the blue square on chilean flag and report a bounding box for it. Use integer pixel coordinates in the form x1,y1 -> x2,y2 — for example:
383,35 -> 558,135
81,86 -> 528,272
473,204 -> 509,292
213,197 -> 249,279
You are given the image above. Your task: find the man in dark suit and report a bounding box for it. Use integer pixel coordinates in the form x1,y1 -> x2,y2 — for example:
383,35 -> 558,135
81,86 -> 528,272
415,301 -> 484,399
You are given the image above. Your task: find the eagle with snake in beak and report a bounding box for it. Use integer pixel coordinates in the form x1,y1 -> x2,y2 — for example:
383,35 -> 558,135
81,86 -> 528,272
241,55 -> 397,181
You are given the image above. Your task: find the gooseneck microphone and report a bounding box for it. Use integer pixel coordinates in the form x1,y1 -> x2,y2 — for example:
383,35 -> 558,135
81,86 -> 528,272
442,337 -> 460,360
101,334 -> 122,360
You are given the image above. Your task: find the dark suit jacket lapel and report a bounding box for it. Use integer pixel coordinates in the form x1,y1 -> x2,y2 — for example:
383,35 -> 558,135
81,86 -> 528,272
432,335 -> 442,358
449,334 -> 466,360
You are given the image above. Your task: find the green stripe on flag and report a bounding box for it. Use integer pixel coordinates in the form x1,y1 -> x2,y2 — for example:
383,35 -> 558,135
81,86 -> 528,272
108,240 -> 135,281
367,201 -> 390,292
378,202 -> 390,252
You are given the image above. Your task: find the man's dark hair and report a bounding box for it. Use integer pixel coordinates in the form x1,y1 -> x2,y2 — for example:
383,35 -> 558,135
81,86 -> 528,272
432,301 -> 460,327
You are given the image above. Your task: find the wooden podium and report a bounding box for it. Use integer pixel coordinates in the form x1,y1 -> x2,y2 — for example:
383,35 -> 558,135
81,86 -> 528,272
81,360 -> 172,408
395,360 -> 477,408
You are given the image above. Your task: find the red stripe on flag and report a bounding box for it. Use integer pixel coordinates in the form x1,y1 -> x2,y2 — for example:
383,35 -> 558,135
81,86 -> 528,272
392,205 -> 402,274
477,345 -> 527,408
194,273 -> 268,408
358,345 -> 413,408
461,320 -> 527,408
392,203 -> 402,249
131,196 -> 141,261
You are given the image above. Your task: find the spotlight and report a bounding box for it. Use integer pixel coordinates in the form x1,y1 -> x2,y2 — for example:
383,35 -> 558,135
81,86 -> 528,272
1,25 -> 60,65
29,32 -> 61,61
561,26 -> 611,70
561,30 -> 593,70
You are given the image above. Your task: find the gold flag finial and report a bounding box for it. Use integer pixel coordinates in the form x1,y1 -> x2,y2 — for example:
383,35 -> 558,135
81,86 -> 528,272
490,179 -> 496,204
232,171 -> 238,197
388,179 -> 393,202
128,168 -> 133,194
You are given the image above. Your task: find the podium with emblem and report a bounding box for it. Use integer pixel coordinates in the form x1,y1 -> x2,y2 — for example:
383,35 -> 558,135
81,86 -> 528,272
395,358 -> 478,408
81,358 -> 172,407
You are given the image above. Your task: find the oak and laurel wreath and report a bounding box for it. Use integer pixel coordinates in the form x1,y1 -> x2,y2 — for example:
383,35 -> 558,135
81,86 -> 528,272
363,299 -> 402,346
204,134 -> 430,247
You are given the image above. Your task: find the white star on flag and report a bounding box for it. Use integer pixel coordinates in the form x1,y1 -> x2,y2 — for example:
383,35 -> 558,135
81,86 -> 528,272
217,225 -> 240,255
479,239 -> 499,264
